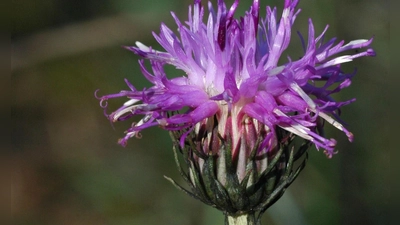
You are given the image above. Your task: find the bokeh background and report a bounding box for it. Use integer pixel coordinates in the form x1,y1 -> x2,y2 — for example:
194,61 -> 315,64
11,0 -> 390,224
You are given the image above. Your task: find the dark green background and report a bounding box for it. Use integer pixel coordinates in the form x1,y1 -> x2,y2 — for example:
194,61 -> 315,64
11,0 -> 390,224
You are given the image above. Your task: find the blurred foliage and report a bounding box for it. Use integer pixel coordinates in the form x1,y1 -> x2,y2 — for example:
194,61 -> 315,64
11,0 -> 390,225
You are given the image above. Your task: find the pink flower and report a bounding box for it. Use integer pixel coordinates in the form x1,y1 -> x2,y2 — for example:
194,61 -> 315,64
97,0 -> 375,158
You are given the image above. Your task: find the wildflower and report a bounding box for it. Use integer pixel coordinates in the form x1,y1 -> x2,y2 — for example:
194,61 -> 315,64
97,0 -> 374,223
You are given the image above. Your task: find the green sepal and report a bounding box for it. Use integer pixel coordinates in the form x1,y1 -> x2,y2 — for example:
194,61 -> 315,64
202,154 -> 234,212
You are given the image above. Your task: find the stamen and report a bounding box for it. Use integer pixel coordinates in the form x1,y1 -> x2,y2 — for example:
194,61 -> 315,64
310,109 -> 354,141
112,104 -> 147,122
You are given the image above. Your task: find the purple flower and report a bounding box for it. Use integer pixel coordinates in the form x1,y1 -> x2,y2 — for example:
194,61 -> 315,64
97,0 -> 375,158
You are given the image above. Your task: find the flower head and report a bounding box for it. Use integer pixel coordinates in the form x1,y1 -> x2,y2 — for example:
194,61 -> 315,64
97,0 -> 375,219
97,0 -> 375,158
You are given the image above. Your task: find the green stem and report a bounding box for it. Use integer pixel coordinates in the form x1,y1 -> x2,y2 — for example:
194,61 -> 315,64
226,213 -> 259,225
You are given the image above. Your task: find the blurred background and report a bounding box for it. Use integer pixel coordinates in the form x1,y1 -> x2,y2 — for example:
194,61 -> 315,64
11,0 -> 390,224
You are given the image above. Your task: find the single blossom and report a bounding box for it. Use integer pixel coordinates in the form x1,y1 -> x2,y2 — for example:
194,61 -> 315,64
97,0 -> 375,159
98,1 -> 375,221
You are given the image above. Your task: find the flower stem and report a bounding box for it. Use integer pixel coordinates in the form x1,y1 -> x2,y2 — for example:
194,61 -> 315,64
226,213 -> 259,225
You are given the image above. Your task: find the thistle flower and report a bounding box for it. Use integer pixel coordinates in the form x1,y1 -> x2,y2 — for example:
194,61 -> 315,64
97,0 -> 374,223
